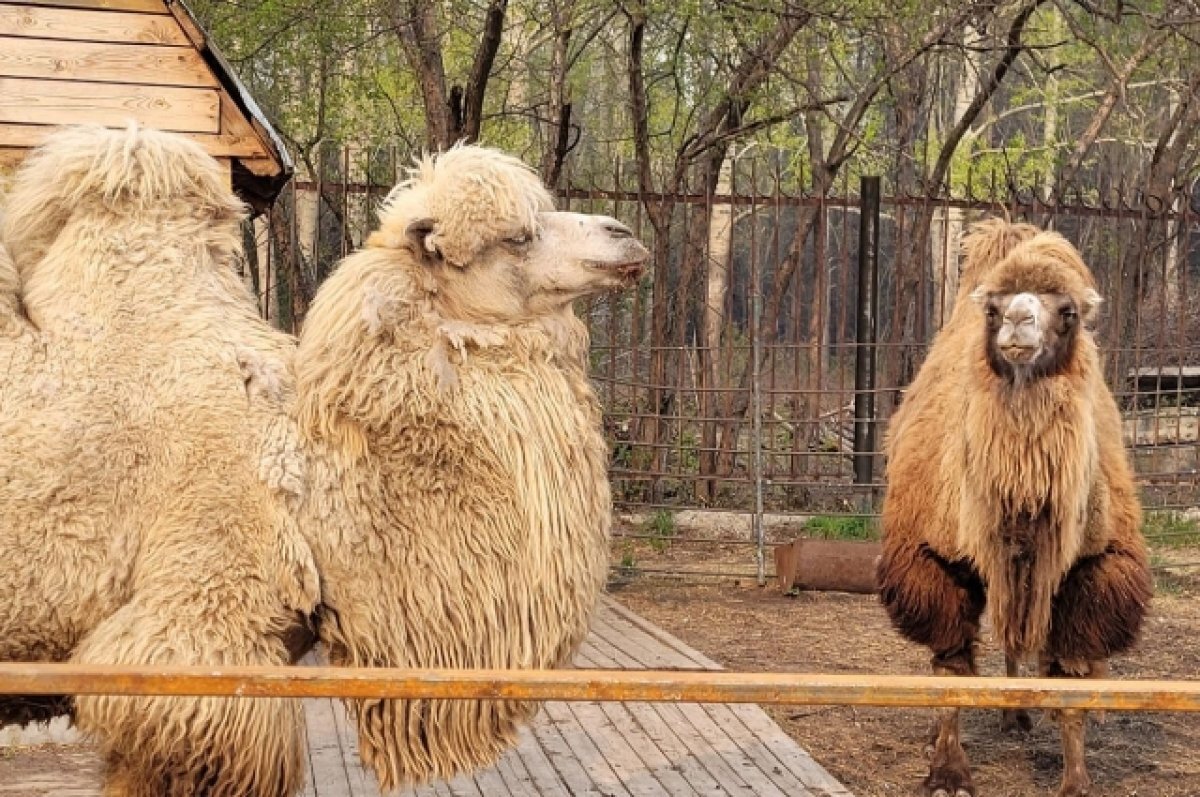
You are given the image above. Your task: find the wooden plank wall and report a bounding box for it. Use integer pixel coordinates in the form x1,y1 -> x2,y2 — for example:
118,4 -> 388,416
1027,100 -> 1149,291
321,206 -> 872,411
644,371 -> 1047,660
0,0 -> 272,162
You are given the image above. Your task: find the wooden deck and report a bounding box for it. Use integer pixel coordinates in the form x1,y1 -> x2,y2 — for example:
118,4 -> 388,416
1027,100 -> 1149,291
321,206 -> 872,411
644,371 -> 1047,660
1,597 -> 852,797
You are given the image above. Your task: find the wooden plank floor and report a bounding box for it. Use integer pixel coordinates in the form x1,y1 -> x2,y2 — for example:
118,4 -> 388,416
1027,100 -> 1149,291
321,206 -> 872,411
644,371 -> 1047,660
0,597 -> 852,797
304,597 -> 852,797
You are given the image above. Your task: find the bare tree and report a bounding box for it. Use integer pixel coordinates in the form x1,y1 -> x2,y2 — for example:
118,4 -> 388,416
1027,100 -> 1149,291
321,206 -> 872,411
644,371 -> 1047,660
621,0 -> 813,500
388,0 -> 509,149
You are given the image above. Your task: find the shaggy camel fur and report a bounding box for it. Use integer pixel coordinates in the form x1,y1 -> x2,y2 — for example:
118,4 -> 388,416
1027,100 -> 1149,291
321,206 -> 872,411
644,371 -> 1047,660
0,126 -> 317,796
877,219 -> 1151,797
290,145 -> 648,788
0,127 -> 647,795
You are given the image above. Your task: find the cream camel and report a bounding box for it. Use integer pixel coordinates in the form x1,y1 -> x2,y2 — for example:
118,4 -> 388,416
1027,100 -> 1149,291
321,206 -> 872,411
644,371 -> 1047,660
290,144 -> 649,788
0,125 -> 647,796
0,125 -> 316,797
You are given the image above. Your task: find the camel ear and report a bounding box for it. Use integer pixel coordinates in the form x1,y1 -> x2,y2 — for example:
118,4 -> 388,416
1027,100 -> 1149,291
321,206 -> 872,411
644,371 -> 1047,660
1081,288 -> 1102,323
969,286 -> 988,306
405,218 -> 441,262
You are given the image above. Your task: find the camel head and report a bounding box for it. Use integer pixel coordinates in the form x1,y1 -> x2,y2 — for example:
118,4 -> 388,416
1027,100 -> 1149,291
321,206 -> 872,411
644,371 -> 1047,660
970,232 -> 1102,383
367,144 -> 649,325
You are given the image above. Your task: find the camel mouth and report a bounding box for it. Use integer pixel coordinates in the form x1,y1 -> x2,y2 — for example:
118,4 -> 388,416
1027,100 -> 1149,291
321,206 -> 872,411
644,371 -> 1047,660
591,259 -> 647,285
1001,345 -> 1041,364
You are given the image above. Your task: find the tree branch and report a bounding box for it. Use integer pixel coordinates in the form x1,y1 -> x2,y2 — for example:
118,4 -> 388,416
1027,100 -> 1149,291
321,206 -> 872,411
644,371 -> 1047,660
928,0 -> 1046,192
461,0 -> 508,143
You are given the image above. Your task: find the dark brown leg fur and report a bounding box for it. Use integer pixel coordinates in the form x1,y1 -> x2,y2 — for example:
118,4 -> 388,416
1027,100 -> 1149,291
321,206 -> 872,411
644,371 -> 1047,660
877,540 -> 986,653
1046,542 -> 1151,662
0,694 -> 72,728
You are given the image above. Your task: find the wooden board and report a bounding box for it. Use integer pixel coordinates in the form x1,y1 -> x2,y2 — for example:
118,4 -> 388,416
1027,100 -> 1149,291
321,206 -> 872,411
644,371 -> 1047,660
0,146 -> 24,168
0,37 -> 217,87
12,0 -> 167,14
0,121 -> 267,159
0,77 -> 219,133
0,4 -> 188,45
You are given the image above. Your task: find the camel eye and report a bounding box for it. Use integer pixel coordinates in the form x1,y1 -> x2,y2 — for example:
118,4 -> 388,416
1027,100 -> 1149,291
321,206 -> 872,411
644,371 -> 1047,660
985,306 -> 999,322
505,232 -> 531,246
1060,306 -> 1077,322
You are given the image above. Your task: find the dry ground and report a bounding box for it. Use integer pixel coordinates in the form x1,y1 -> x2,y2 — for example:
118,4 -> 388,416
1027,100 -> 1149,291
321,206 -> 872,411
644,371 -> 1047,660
610,533 -> 1200,797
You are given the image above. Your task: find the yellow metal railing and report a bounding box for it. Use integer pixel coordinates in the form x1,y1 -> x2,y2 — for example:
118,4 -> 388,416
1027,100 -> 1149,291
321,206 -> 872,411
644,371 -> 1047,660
1,663 -> 1198,712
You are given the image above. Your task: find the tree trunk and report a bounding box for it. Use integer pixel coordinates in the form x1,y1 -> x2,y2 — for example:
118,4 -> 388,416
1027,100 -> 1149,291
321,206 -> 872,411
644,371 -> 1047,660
541,1 -> 575,187
698,147 -> 735,501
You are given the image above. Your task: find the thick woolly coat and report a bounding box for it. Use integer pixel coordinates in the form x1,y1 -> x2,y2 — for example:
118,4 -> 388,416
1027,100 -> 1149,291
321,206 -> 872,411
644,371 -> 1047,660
289,147 -> 612,789
0,129 -> 614,795
880,224 -> 1149,660
0,126 -> 318,796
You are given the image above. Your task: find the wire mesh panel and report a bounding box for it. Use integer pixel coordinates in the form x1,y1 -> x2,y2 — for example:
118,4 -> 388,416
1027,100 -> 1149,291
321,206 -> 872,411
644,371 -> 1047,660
249,146 -> 1200,573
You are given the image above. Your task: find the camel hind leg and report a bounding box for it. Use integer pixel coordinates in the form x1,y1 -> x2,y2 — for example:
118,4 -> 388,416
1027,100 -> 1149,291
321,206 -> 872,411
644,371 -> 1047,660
1000,654 -> 1033,733
76,599 -> 307,797
72,514 -> 310,797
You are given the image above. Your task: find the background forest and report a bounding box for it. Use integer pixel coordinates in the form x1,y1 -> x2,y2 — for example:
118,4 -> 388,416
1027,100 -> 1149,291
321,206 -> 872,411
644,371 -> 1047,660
191,0 -> 1200,511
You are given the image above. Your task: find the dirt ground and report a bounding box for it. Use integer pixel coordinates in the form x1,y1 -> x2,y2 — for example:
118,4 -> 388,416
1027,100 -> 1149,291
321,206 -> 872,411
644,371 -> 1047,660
610,535 -> 1200,797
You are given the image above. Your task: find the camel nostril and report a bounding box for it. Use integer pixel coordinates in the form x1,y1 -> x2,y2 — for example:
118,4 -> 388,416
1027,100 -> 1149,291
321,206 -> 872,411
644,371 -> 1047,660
604,222 -> 633,239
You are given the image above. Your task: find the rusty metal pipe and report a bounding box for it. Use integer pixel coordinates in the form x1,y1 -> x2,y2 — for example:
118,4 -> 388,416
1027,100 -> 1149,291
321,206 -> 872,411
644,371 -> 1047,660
1,664 -> 1199,711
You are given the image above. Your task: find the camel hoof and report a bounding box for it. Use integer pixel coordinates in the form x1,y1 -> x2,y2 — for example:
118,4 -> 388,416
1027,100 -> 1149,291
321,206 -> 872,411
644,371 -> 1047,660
1056,783 -> 1090,797
1001,708 -> 1033,733
924,768 -> 975,797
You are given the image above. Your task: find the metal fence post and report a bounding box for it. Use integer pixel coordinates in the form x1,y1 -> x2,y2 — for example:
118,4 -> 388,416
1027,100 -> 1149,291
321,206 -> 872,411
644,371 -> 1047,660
853,177 -> 881,504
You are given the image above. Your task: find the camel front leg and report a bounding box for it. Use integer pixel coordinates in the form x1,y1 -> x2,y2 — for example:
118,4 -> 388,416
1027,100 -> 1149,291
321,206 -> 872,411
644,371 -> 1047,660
1042,655 -> 1096,797
924,649 -> 977,797
1000,653 -> 1032,733
1057,708 -> 1091,797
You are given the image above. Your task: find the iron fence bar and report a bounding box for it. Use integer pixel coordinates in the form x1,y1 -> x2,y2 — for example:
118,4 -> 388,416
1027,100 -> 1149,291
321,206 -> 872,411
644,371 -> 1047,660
3,663 -> 1200,711
853,177 -> 881,498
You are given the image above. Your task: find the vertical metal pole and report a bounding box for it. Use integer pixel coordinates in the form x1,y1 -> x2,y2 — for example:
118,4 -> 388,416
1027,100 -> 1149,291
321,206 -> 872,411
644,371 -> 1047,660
750,174 -> 765,587
853,177 -> 881,496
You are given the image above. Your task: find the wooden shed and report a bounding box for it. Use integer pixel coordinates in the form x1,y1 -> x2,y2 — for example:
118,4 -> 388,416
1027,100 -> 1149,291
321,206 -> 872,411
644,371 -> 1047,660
0,0 -> 291,208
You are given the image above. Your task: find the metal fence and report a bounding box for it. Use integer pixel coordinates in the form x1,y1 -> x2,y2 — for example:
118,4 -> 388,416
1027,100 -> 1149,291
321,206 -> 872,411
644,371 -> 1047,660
242,145 -> 1200,581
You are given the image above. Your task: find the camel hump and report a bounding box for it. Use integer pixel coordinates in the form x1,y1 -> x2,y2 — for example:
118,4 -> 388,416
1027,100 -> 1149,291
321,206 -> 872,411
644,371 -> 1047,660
1,123 -> 245,281
956,216 -> 1041,300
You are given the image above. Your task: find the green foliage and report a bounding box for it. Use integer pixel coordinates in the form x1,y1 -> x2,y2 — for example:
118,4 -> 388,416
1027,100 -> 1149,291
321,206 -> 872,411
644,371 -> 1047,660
617,546 -> 639,577
643,509 -> 678,552
185,0 -> 1200,204
802,515 -> 879,541
1144,512 -> 1200,549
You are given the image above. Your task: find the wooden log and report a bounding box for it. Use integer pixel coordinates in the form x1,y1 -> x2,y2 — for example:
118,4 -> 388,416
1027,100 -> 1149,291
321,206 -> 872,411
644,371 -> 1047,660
0,76 -> 219,132
0,36 -> 217,87
774,539 -> 880,594
0,662 -> 1199,712
0,4 -> 188,45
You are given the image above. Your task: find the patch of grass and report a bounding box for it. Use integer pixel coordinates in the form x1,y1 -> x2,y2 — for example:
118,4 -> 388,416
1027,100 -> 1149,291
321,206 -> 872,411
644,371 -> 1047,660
802,514 -> 879,541
617,548 -> 638,576
1144,511 -> 1200,548
643,509 -> 677,552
